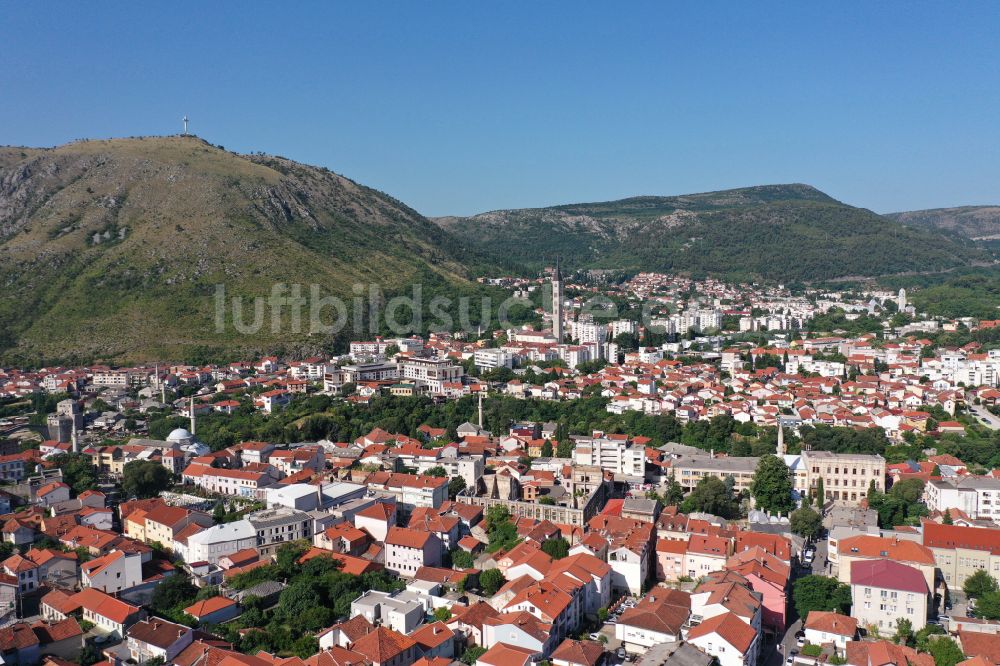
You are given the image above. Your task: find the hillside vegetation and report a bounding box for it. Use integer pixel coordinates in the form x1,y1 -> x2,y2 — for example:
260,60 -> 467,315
437,184 -> 987,280
0,136 -> 484,364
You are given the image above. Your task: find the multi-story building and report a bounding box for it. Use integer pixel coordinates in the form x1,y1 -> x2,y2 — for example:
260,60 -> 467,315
572,432 -> 645,478
398,357 -> 463,394
176,520 -> 258,565
247,507 -> 313,558
675,456 -> 759,494
415,455 -> 484,489
365,472 -> 449,512
850,560 -> 929,632
384,527 -> 442,575
835,535 -> 936,592
474,349 -> 513,371
127,618 -> 193,664
341,362 -> 399,384
922,522 -> 1000,590
925,477 -> 1000,522
81,550 -> 143,593
799,450 -> 886,503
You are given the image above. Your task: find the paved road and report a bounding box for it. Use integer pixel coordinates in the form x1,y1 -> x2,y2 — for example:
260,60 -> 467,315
970,404 -> 1000,430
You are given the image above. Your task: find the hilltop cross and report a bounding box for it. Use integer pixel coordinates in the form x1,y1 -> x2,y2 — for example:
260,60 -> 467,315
182,116 -> 189,135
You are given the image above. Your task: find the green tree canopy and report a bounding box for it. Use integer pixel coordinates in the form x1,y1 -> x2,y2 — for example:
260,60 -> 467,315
681,476 -> 741,519
792,575 -> 851,619
49,453 -> 96,496
122,459 -> 173,499
451,550 -> 475,569
480,568 -> 506,596
927,636 -> 965,666
790,507 -> 822,540
974,589 -> 1000,621
750,454 -> 794,515
540,537 -> 569,560
963,570 -> 999,600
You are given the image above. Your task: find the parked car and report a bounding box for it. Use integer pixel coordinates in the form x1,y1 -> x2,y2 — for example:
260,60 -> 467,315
617,648 -> 627,659
589,633 -> 601,641
796,637 -> 805,647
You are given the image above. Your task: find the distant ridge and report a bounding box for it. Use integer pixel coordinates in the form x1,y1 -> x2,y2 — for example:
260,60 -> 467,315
887,206 -> 1000,240
436,184 -> 987,280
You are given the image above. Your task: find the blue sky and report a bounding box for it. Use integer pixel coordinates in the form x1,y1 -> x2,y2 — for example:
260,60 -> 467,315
2,2 -> 998,216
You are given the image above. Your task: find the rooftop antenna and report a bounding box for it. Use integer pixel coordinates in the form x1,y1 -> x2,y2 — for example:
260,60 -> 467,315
182,116 -> 189,135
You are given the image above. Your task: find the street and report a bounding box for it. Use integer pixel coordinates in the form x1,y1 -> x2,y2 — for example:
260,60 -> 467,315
969,404 -> 1000,430
767,533 -> 830,666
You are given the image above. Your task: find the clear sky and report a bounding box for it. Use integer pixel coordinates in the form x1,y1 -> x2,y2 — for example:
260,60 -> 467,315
3,2 -> 998,217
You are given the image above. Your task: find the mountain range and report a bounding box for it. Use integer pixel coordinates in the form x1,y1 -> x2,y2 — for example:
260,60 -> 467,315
437,185 -> 988,280
0,136 -> 993,363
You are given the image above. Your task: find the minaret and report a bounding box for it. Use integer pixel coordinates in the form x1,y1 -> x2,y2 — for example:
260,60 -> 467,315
776,422 -> 786,456
71,426 -> 79,454
189,396 -> 196,436
897,288 -> 907,312
478,392 -> 484,430
552,258 -> 564,343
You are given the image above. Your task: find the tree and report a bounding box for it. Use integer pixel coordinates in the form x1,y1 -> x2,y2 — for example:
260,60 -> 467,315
451,550 -> 475,569
942,511 -> 954,525
664,475 -> 685,506
433,606 -> 452,622
974,589 -> 1000,620
541,538 -> 569,560
792,575 -> 851,619
541,440 -> 553,458
213,501 -> 226,524
122,460 -> 173,499
480,568 -> 506,595
916,625 -> 946,652
151,573 -> 197,613
461,647 -> 487,665
49,453 -> 96,495
485,506 -> 519,553
894,618 -> 913,646
963,570 -> 998,600
927,636 -> 965,666
681,476 -> 740,519
790,507 -> 822,540
750,455 -> 794,515
448,476 -> 467,500
556,438 -> 573,458
815,478 -> 825,509
425,466 -> 447,478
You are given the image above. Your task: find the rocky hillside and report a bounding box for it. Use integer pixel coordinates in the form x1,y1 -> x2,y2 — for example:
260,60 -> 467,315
437,184 -> 988,280
887,206 -> 1000,239
0,136 -> 475,364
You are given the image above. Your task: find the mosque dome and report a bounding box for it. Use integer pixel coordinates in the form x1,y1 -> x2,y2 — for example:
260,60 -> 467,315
167,428 -> 193,442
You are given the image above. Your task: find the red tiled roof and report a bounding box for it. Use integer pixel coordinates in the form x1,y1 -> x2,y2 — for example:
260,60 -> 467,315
924,522 -> 1000,556
687,611 -> 757,653
184,596 -> 237,618
804,611 -> 858,638
477,642 -> 537,666
850,560 -> 927,594
349,627 -> 415,664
